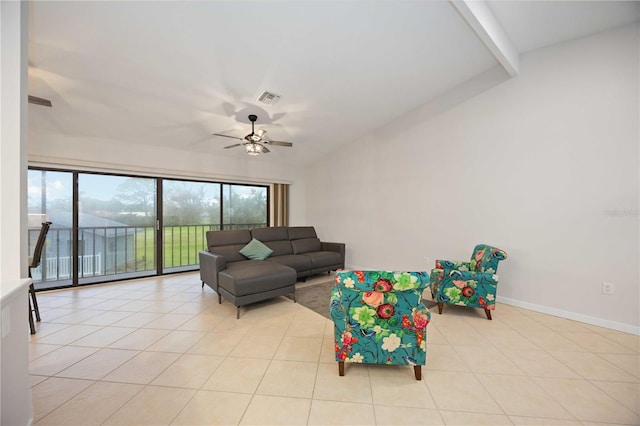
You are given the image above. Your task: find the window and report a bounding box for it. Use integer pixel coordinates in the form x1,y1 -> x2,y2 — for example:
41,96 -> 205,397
27,167 -> 269,288
223,184 -> 268,230
78,173 -> 157,284
27,169 -> 73,289
162,180 -> 220,273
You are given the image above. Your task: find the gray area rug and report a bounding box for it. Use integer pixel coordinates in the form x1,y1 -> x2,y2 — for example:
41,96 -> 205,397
292,276 -> 438,319
291,277 -> 335,319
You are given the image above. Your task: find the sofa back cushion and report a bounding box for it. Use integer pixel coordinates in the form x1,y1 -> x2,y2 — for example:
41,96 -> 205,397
207,230 -> 251,247
288,226 -> 317,240
292,238 -> 322,254
206,230 -> 251,263
252,227 -> 293,256
288,227 -> 321,254
252,227 -> 288,241
264,241 -> 294,256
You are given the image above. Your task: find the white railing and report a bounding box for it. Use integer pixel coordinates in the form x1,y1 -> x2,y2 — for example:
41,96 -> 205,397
31,254 -> 102,280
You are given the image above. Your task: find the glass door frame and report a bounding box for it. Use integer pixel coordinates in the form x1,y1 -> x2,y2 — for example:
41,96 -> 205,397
28,166 -> 271,290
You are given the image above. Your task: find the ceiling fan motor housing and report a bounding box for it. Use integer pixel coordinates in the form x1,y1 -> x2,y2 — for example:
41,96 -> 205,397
245,114 -> 260,141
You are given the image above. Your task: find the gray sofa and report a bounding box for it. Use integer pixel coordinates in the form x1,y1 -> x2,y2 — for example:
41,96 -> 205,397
199,226 -> 345,317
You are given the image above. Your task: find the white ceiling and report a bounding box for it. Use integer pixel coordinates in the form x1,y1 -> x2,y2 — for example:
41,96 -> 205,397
28,1 -> 639,166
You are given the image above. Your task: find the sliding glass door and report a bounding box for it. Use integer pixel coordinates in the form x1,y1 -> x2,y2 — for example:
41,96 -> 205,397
27,167 -> 269,289
223,184 -> 268,230
161,181 -> 269,272
162,180 -> 220,273
27,169 -> 73,289
78,174 -> 157,284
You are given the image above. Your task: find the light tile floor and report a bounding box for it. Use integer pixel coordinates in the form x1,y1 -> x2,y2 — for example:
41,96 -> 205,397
29,272 -> 639,425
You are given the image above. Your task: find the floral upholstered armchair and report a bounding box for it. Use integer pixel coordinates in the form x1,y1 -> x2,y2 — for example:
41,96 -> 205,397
429,244 -> 508,320
330,270 -> 431,380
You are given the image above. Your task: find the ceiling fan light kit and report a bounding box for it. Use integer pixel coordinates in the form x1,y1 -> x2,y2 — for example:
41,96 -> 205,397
213,114 -> 293,156
246,143 -> 265,155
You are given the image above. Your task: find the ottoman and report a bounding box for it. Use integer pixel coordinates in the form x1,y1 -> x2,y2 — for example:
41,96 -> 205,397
217,262 -> 297,318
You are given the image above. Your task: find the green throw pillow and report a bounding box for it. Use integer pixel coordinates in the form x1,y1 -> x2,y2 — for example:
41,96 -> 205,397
239,238 -> 273,260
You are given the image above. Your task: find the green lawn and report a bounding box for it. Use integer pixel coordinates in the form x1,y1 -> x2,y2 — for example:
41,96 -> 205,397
162,225 -> 212,267
133,224 -> 266,271
134,225 -> 215,270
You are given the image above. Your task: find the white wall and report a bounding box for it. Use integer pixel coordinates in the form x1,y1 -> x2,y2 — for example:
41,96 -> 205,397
1,2 -> 33,424
304,24 -> 639,332
1,0 -> 29,282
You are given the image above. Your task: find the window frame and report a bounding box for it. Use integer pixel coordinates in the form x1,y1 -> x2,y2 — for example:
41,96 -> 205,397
27,166 -> 270,290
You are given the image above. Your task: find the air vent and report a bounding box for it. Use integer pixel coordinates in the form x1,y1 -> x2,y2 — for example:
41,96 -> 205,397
257,91 -> 281,105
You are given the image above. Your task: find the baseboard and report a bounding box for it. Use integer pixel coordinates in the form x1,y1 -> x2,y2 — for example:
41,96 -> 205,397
498,296 -> 640,336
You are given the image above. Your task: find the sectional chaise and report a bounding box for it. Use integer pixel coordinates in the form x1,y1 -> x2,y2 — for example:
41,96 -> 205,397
199,226 -> 345,317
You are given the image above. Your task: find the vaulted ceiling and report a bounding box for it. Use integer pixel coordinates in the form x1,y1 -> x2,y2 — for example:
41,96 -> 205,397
28,1 -> 639,166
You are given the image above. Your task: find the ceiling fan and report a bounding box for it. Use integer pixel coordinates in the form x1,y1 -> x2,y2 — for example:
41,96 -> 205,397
213,114 -> 293,155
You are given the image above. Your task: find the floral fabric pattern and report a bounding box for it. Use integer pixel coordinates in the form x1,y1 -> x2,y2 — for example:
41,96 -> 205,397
430,245 -> 507,310
330,270 -> 431,367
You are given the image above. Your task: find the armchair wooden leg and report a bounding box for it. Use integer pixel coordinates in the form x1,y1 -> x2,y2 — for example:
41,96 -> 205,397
437,302 -> 443,314
201,281 -> 204,288
338,361 -> 344,376
28,298 -> 36,335
236,306 -> 240,319
414,365 -> 422,380
30,283 -> 41,322
484,309 -> 492,320
218,293 -> 222,304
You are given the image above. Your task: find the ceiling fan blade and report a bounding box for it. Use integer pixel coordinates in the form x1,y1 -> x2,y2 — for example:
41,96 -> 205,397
261,145 -> 270,153
223,143 -> 243,149
28,95 -> 52,107
213,133 -> 243,141
264,140 -> 293,147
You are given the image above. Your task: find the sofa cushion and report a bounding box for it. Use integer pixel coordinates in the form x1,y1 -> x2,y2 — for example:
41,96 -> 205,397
292,237 -> 322,254
218,262 -> 296,297
225,260 -> 262,271
239,238 -> 273,260
210,245 -> 247,263
207,230 -> 251,248
288,226 -> 317,240
266,254 -> 312,272
303,251 -> 343,269
206,230 -> 254,263
263,240 -> 293,256
252,227 -> 289,242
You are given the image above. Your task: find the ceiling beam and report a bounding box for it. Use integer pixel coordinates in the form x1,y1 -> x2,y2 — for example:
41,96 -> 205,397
450,0 -> 520,77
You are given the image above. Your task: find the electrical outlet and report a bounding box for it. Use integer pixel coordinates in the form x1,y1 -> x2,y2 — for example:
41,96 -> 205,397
602,282 -> 614,295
